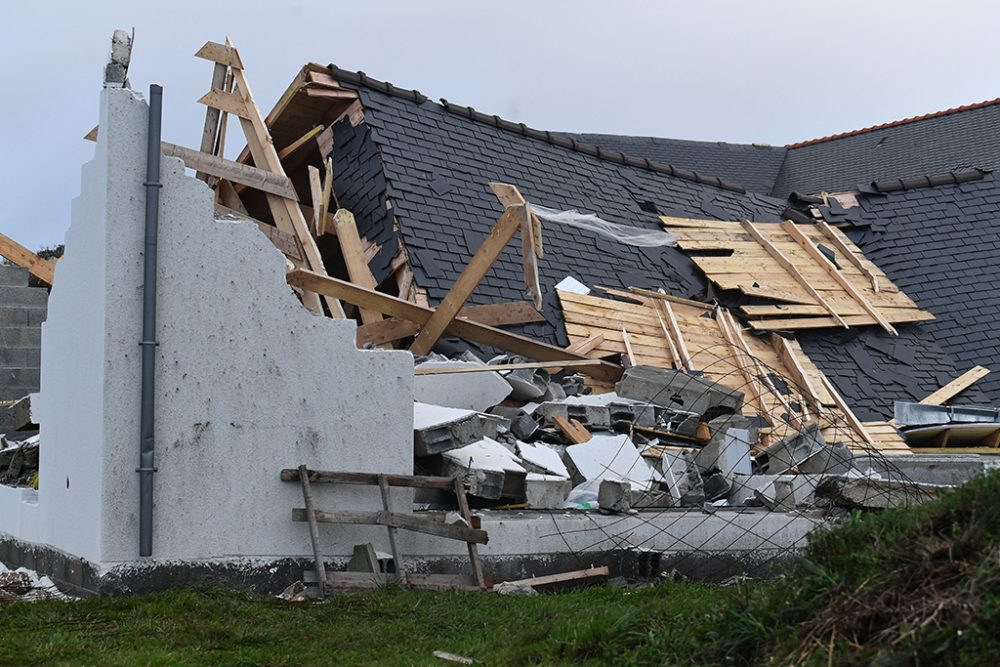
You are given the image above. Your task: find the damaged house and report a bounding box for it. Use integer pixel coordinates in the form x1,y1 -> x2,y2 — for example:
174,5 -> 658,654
1,34 -> 999,596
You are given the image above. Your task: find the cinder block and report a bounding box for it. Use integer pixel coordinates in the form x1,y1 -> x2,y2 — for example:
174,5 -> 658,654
0,327 -> 41,349
0,266 -> 28,287
0,349 -> 29,368
616,365 -> 744,419
0,307 -> 28,327
0,369 -> 39,388
0,286 -> 48,309
25,308 -> 47,327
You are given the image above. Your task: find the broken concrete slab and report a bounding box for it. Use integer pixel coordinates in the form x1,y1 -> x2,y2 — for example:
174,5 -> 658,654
615,365 -> 743,419
440,437 -> 527,500
516,441 -> 570,478
598,479 -> 632,513
413,360 -> 513,412
563,433 -> 662,490
8,394 -> 37,432
503,366 -> 550,401
798,442 -> 854,475
815,474 -> 946,509
694,427 -> 751,477
753,423 -> 825,475
525,473 -> 572,509
413,402 -> 486,457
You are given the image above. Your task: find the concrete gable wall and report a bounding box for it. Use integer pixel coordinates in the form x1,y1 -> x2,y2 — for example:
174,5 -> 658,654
2,84 -> 414,568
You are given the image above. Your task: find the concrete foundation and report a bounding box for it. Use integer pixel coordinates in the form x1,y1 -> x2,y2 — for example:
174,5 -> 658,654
0,85 -> 413,569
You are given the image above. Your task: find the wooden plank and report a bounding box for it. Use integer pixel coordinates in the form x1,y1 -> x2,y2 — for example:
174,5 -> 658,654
297,464 -> 327,599
621,327 -> 637,366
553,416 -> 592,444
378,475 -> 407,586
657,297 -> 690,371
453,477 -> 486,590
659,215 -> 740,230
920,366 -> 990,406
748,311 -> 935,331
0,232 -> 56,285
410,204 -> 527,355
160,142 -> 296,199
816,221 -> 880,292
333,209 -> 382,324
196,62 -> 228,184
276,124 -> 325,161
281,468 -> 461,490
194,41 -> 243,69
415,359 -> 607,375
741,221 -> 848,327
547,333 -> 605,374
716,309 -> 773,424
771,335 -> 822,417
286,269 -> 623,383
291,508 -> 489,545
197,89 -> 250,119
357,301 -> 544,346
502,566 -> 610,589
222,40 -> 344,318
781,221 -> 896,334
307,166 -> 324,235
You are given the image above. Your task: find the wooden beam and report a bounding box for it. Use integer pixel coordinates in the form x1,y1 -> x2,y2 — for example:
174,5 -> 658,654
816,221 -> 879,292
356,301 -> 543,346
197,89 -> 250,119
741,220 -> 848,328
286,269 -> 623,383
222,39 -> 343,318
194,41 -> 243,69
781,221 -> 896,335
281,468 -> 460,490
771,335 -> 822,417
920,366 -> 990,406
160,142 -> 296,199
333,209 -> 382,325
308,166 -> 324,236
553,416 -> 592,444
547,333 -> 605,373
656,297 -> 691,371
621,327 -> 637,366
277,124 -> 325,161
819,374 -> 875,446
410,204 -> 527,355
292,508 -> 488,544
715,309 -> 773,425
502,566 -> 609,589
196,62 -> 228,184
415,359 -> 609,375
0,232 -> 56,285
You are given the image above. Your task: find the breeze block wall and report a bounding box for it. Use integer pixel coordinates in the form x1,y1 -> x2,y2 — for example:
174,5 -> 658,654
0,265 -> 46,435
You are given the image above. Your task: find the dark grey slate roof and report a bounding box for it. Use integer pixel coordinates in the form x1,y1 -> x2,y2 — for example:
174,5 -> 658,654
773,100 -> 1000,198
322,64 -> 986,421
809,172 -> 1000,408
565,134 -> 788,196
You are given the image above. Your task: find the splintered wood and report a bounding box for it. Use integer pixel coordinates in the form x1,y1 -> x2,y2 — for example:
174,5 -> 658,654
659,216 -> 934,332
557,289 -> 901,451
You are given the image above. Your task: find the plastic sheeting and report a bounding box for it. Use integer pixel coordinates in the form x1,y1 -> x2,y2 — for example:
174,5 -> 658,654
530,205 -> 677,248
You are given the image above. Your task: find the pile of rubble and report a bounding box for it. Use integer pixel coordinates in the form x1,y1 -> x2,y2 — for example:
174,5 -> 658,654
0,434 -> 38,488
0,562 -> 74,603
411,358 -> 928,513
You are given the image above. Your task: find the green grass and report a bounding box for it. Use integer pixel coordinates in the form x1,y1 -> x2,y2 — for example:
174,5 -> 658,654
3,469 -> 999,666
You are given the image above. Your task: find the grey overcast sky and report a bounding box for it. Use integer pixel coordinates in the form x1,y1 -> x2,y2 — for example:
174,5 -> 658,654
2,1 -> 998,250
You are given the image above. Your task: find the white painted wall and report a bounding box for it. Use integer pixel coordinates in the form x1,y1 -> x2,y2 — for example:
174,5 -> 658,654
1,84 -> 414,568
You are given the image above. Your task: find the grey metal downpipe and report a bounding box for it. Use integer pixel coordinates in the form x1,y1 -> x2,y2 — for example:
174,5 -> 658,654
139,84 -> 163,557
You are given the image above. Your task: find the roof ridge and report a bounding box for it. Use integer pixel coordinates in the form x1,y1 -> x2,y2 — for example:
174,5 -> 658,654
326,64 -> 747,194
787,97 -> 1000,149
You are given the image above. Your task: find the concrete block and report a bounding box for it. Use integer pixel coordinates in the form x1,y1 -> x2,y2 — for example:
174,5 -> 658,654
798,442 -> 854,475
660,449 -> 692,502
505,367 -> 549,400
563,433 -> 662,490
0,369 -> 38,388
0,308 -> 28,327
0,349 -> 28,368
516,441 -> 569,477
0,287 -> 48,310
0,266 -> 28,287
754,423 -> 825,475
525,473 -> 572,509
8,394 -> 36,431
0,327 -> 41,349
598,479 -> 631,513
615,365 -> 743,419
707,414 -> 757,446
535,401 -> 611,430
413,360 -> 512,412
25,309 -> 46,327
695,427 -> 751,476
440,437 -> 526,500
413,402 -> 484,457
815,475 -> 945,509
